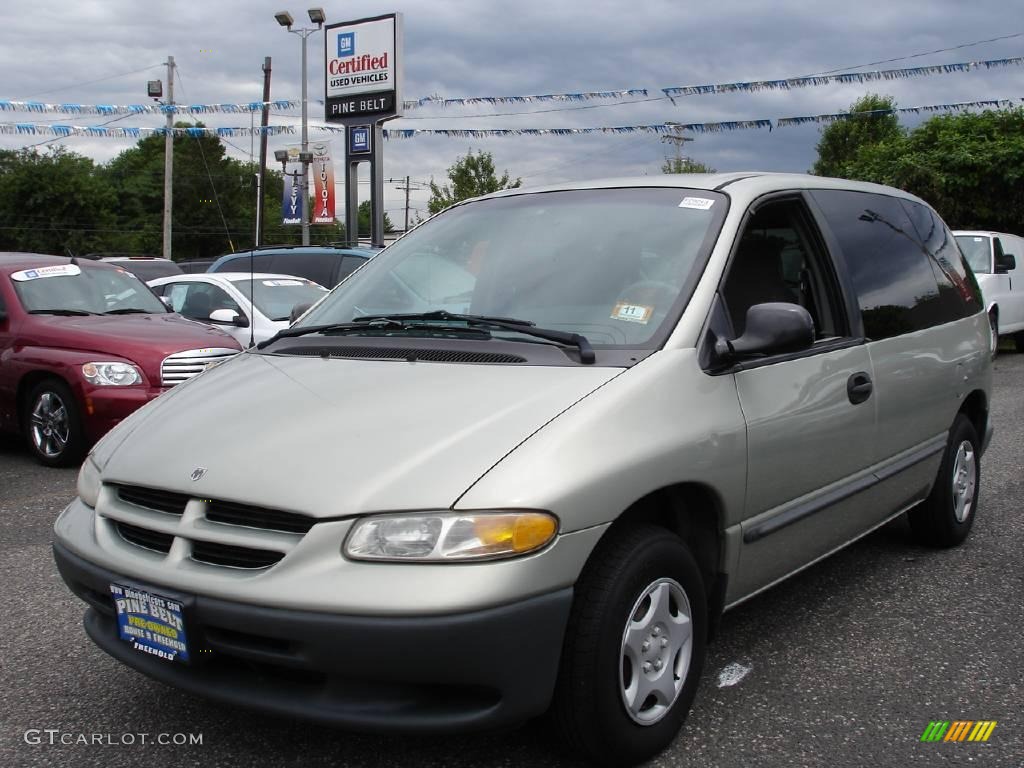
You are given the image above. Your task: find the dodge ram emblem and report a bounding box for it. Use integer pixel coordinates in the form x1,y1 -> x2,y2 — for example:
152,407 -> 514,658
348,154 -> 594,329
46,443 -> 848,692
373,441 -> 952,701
190,467 -> 207,482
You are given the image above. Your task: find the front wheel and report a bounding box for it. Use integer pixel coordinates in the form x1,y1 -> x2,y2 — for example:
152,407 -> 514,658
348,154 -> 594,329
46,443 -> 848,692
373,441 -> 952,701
23,379 -> 85,467
552,525 -> 707,766
908,414 -> 980,547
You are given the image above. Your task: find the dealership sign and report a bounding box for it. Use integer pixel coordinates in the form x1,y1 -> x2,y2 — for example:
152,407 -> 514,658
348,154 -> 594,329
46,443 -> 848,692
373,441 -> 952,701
311,141 -> 336,224
281,147 -> 303,226
324,13 -> 403,122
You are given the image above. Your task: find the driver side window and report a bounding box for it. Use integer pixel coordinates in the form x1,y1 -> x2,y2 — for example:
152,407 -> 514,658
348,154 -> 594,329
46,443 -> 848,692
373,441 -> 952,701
721,199 -> 846,340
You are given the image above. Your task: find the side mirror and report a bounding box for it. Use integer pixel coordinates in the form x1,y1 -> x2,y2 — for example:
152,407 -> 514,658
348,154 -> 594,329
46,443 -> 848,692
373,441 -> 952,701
995,253 -> 1016,273
715,302 -> 815,361
289,302 -> 313,324
0,307 -> 6,322
209,308 -> 250,327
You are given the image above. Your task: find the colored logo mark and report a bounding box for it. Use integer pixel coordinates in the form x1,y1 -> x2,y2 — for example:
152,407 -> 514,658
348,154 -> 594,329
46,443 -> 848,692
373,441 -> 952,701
337,32 -> 354,58
920,721 -> 997,742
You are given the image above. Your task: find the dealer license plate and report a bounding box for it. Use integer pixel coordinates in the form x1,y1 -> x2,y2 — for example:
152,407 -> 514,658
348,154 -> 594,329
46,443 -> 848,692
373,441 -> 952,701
109,583 -> 190,662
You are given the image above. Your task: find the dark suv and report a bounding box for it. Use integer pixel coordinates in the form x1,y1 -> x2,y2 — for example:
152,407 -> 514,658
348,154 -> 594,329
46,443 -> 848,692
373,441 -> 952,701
207,246 -> 375,288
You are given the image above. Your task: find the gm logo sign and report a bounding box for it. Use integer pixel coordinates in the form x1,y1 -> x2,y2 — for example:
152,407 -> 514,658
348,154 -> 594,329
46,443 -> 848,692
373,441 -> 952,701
337,32 -> 354,58
349,125 -> 371,155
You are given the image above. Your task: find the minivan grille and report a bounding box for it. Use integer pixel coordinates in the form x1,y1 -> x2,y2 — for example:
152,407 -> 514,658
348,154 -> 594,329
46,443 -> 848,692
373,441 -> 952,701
207,499 -> 316,534
277,345 -> 527,364
116,485 -> 188,515
191,541 -> 285,569
102,485 -> 315,572
116,522 -> 174,553
160,347 -> 238,386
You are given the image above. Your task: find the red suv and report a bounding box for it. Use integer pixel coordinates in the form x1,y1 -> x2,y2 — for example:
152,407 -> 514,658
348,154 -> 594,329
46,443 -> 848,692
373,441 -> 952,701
0,254 -> 241,466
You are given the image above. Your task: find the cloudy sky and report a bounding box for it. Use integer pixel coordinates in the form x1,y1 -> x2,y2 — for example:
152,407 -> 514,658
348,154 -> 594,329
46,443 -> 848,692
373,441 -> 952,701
1,0 -> 1021,222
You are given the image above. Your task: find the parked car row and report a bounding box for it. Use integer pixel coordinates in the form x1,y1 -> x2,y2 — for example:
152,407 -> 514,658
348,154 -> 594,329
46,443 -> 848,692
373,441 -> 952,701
50,173 -> 997,766
0,255 -> 242,466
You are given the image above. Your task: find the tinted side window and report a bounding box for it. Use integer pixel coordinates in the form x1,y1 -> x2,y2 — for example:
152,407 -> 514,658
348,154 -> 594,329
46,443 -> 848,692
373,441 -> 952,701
222,254 -> 274,273
900,200 -> 982,318
811,190 -> 943,340
336,255 -> 368,285
271,253 -> 334,287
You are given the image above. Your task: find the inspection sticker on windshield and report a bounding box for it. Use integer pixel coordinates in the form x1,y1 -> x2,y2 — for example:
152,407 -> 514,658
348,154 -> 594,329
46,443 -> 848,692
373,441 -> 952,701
261,279 -> 304,287
678,197 -> 715,210
110,583 -> 189,663
11,264 -> 81,281
611,302 -> 653,324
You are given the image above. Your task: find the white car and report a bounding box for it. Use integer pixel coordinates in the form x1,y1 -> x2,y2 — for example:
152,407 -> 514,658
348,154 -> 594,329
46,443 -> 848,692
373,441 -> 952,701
148,272 -> 328,346
954,230 -> 1024,352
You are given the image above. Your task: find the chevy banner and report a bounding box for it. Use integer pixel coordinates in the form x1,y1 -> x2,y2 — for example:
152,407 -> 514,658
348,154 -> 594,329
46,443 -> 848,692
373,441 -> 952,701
311,142 -> 335,224
282,162 -> 303,225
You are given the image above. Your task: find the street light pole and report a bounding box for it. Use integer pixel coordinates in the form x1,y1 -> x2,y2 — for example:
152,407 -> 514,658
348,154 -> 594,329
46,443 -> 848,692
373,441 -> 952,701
276,9 -> 324,247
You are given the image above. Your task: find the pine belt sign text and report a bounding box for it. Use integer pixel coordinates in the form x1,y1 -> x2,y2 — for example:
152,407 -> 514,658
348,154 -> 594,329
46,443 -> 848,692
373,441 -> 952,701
324,13 -> 403,122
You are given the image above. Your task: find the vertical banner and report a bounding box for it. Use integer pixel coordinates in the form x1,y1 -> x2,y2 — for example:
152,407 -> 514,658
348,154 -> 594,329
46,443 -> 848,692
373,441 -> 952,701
311,141 -> 335,224
282,161 -> 303,225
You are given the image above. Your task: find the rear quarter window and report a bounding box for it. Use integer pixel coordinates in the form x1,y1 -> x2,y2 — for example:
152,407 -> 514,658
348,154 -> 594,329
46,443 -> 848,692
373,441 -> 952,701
811,189 -> 950,340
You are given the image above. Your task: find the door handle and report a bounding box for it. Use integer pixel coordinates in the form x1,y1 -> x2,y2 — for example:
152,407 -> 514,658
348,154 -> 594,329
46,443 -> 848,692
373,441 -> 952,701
847,371 -> 873,404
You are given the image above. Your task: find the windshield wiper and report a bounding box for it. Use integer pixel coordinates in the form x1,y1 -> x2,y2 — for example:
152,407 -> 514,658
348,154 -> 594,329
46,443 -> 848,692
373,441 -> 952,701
355,311 -> 596,364
256,317 -> 409,349
103,308 -> 154,315
28,309 -> 100,316
257,311 -> 595,363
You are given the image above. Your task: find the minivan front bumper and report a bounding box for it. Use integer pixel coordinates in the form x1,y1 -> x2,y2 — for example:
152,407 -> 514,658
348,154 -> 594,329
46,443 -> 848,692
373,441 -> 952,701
54,541 -> 573,732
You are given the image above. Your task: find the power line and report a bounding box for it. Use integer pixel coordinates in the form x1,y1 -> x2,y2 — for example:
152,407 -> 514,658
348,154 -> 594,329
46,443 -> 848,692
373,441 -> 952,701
800,31 -> 1024,77
14,63 -> 165,101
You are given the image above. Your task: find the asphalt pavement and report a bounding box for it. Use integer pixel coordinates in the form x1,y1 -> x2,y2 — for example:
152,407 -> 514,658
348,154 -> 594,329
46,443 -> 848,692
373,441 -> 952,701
1,353 -> 1022,768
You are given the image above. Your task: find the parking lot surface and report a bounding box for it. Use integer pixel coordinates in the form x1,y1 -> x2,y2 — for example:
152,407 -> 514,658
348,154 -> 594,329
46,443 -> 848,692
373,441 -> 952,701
2,353 -> 1022,768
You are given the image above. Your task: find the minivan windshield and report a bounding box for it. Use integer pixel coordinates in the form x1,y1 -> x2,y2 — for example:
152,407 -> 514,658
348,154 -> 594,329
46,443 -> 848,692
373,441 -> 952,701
297,188 -> 725,348
955,235 -> 992,274
11,264 -> 168,315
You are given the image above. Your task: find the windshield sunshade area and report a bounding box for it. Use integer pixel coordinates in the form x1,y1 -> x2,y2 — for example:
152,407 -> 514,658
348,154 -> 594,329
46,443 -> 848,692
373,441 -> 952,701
296,187 -> 726,351
230,278 -> 328,321
12,264 -> 168,315
954,235 -> 992,274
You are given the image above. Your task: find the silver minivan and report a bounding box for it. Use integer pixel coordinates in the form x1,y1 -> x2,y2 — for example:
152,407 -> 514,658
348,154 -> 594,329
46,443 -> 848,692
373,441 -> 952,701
54,174 -> 992,766
953,229 -> 1024,352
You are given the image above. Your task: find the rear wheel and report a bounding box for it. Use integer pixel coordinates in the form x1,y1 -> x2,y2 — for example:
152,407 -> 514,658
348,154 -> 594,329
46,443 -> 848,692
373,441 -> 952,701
552,525 -> 707,766
908,414 -> 980,547
23,379 -> 85,467
1015,331 -> 1024,353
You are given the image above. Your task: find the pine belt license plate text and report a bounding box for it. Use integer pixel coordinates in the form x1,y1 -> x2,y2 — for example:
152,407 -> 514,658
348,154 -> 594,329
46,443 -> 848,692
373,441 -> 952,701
110,583 -> 190,662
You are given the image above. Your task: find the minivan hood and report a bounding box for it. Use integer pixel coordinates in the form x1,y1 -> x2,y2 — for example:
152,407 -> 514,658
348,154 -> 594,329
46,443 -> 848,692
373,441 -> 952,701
101,352 -> 621,516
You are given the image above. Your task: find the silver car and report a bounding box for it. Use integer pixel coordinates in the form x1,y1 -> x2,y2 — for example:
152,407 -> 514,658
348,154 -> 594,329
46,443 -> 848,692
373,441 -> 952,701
54,173 -> 992,766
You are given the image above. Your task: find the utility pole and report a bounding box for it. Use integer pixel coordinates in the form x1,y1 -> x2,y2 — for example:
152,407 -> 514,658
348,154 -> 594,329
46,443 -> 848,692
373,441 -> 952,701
255,56 -> 272,247
661,123 -> 694,172
390,177 -> 425,233
162,55 -> 175,260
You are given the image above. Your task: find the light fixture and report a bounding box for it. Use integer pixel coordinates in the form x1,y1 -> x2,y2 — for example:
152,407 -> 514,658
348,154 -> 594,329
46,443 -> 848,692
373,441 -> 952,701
274,11 -> 294,28
307,7 -> 325,25
297,151 -> 314,164
273,149 -> 289,163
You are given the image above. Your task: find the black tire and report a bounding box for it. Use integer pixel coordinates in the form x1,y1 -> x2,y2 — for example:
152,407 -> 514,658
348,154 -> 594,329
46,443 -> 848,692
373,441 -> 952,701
552,524 -> 707,767
908,414 -> 980,547
1015,331 -> 1024,354
23,379 -> 85,467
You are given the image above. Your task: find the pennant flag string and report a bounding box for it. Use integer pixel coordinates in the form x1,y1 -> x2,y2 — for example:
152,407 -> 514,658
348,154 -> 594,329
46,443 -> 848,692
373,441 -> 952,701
662,56 -> 1024,98
0,98 -> 1016,140
1,55 -> 1021,118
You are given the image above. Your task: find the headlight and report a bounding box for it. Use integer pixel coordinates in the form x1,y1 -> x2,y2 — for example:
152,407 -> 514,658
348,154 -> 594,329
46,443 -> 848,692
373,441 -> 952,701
77,456 -> 102,508
344,511 -> 559,562
82,362 -> 142,386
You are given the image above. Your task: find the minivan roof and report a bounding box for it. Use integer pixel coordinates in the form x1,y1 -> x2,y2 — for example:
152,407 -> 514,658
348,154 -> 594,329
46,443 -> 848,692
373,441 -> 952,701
478,172 -> 931,209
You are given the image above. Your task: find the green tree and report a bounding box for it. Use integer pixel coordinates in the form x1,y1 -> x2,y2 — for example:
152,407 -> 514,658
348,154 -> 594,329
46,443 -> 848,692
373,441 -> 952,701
357,200 -> 394,238
427,149 -> 521,214
840,106 -> 1024,234
811,94 -> 903,178
662,156 -> 716,174
0,146 -> 116,255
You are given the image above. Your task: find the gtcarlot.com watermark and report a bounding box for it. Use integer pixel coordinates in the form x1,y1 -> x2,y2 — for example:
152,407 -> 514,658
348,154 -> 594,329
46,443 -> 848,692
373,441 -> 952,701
24,729 -> 202,746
